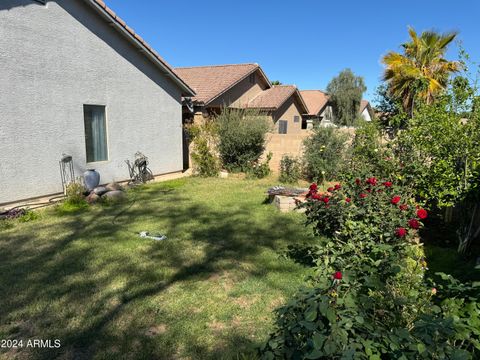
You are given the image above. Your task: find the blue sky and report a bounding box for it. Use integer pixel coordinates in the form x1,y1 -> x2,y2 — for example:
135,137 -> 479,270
106,0 -> 480,103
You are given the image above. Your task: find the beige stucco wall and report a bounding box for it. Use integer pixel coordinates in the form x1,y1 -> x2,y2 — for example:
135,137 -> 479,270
208,69 -> 269,108
265,131 -> 312,171
272,97 -> 304,134
361,107 -> 372,121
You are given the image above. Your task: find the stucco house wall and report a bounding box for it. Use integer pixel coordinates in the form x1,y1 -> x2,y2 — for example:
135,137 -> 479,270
0,0 -> 185,204
207,70 -> 269,109
361,107 -> 372,121
272,97 -> 304,134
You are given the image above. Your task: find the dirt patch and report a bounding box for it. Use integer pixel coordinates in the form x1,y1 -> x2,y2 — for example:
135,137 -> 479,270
269,296 -> 285,310
144,324 -> 167,337
208,320 -> 226,333
207,271 -> 236,292
232,296 -> 257,309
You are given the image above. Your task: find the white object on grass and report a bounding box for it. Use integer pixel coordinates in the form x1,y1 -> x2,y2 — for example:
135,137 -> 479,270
139,231 -> 167,241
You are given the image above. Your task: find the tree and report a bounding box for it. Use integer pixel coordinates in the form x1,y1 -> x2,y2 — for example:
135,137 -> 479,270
382,27 -> 461,117
326,69 -> 367,126
271,80 -> 282,85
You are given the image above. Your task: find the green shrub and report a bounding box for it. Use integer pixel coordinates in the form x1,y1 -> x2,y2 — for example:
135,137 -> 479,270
247,152 -> 272,179
302,127 -> 349,182
261,177 -> 480,359
65,182 -> 86,204
216,108 -> 271,172
279,155 -> 301,183
188,122 -> 220,177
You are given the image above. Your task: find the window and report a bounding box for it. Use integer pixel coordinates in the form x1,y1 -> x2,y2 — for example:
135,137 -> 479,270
83,105 -> 108,163
294,115 -> 300,123
249,73 -> 255,84
278,120 -> 288,134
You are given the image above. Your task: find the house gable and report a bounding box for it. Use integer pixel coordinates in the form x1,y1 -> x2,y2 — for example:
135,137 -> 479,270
175,63 -> 271,106
272,96 -> 305,134
209,68 -> 270,108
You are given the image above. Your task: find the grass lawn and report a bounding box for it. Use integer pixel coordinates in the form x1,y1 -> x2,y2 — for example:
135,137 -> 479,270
0,176 -> 316,359
2,176 -> 478,359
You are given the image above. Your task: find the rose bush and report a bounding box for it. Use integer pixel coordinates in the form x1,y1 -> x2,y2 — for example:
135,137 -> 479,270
261,177 -> 479,359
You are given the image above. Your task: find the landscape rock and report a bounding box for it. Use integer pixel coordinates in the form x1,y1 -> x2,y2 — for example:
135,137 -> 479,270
102,190 -> 125,202
220,170 -> 229,179
86,193 -> 100,204
93,186 -> 108,196
106,182 -> 123,192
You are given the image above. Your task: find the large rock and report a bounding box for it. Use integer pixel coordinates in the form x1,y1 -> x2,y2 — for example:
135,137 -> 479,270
106,182 -> 123,192
93,186 -> 108,196
102,190 -> 126,202
86,193 -> 100,204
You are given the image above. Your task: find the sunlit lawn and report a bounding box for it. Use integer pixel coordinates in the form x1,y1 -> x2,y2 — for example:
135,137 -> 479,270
0,176 -> 315,359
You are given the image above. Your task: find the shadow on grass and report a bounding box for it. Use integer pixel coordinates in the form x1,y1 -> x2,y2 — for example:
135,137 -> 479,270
0,181 -> 308,359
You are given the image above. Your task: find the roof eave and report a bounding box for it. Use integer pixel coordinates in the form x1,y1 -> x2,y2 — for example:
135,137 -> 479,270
84,0 -> 196,97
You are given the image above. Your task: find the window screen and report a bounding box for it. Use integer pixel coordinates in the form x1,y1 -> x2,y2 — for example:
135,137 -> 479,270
84,105 -> 108,163
278,120 -> 288,134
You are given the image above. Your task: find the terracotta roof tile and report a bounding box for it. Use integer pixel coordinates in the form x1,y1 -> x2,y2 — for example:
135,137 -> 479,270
300,90 -> 330,116
175,64 -> 261,105
85,0 -> 195,96
245,85 -> 309,114
247,85 -> 297,110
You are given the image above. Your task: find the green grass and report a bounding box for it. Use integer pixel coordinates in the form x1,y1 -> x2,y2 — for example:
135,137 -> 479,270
0,176 -> 315,359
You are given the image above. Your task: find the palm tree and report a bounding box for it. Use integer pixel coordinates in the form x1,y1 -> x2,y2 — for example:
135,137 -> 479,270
382,27 -> 461,116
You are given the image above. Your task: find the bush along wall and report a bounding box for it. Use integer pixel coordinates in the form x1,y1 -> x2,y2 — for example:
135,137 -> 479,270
261,177 -> 480,359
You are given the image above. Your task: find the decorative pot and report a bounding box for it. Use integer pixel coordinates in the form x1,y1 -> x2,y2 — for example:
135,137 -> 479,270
84,169 -> 100,191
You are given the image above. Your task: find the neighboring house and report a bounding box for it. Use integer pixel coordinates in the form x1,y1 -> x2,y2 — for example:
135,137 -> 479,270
0,0 -> 195,204
175,63 -> 308,134
175,63 -> 310,171
245,85 -> 309,134
175,63 -> 272,123
359,100 -> 375,121
300,90 -> 335,127
300,90 -> 373,126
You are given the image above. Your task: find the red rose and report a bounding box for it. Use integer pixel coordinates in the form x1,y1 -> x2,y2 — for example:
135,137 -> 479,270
333,271 -> 342,280
391,196 -> 401,205
382,181 -> 393,187
322,196 -> 330,204
355,178 -> 361,185
399,204 -> 408,211
408,218 -> 420,229
366,177 -> 377,186
309,183 -> 318,192
366,188 -> 372,193
395,227 -> 407,237
327,187 -> 334,192
345,197 -> 351,203
359,193 -> 367,199
334,184 -> 342,190
417,208 -> 428,219
311,193 -> 322,200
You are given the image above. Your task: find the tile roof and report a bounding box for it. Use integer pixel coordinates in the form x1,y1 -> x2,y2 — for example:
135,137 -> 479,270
300,90 -> 330,116
85,0 -> 195,96
175,63 -> 265,105
246,85 -> 308,114
360,99 -> 370,112
247,85 -> 296,109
